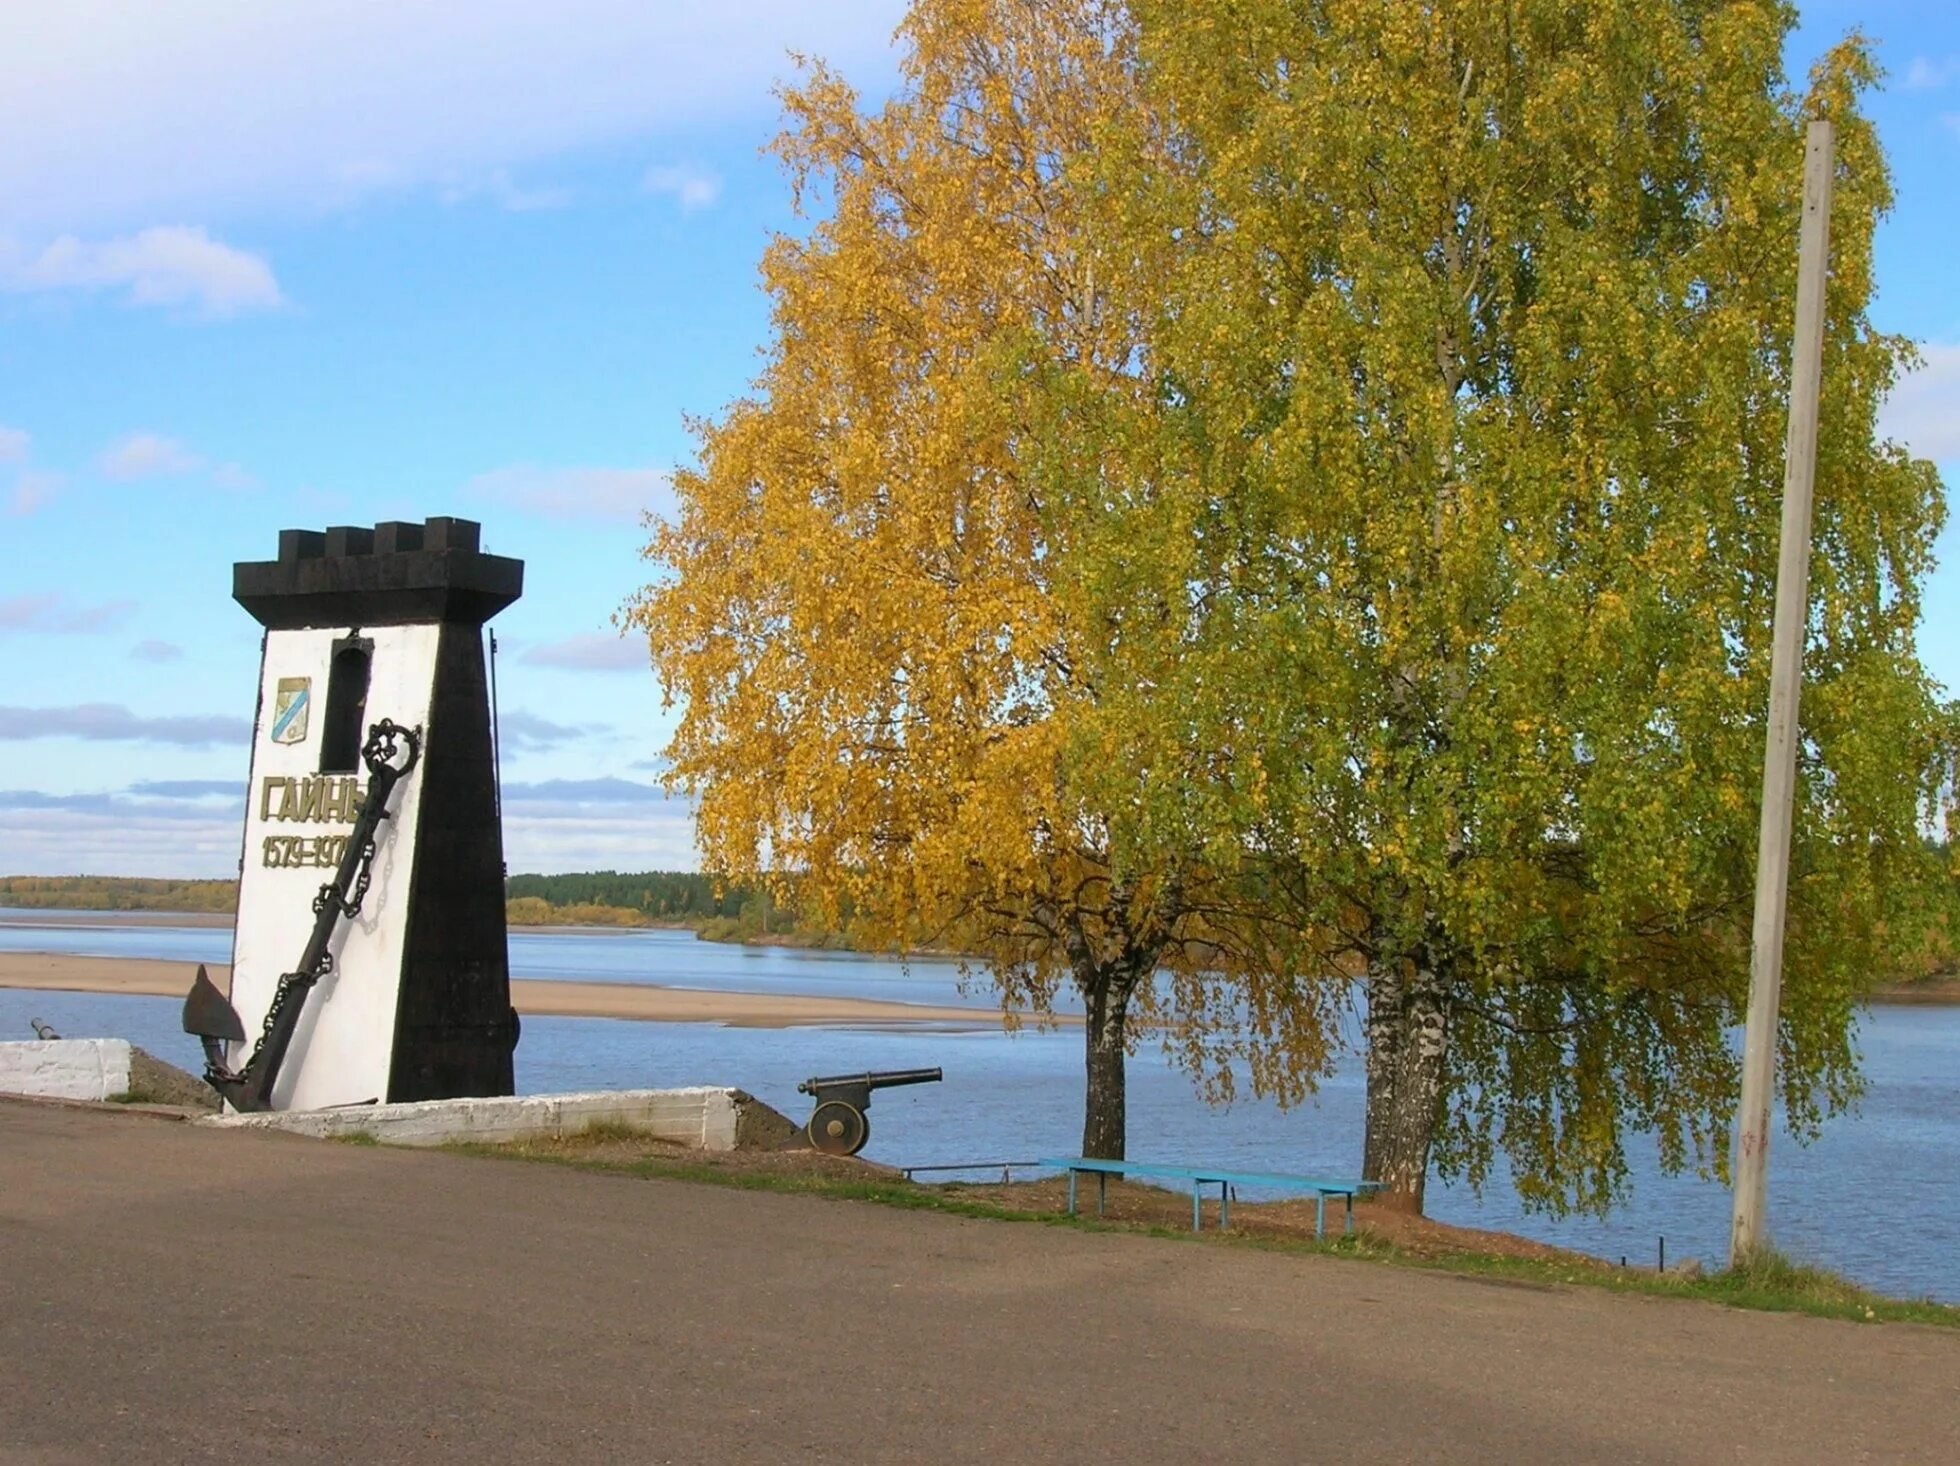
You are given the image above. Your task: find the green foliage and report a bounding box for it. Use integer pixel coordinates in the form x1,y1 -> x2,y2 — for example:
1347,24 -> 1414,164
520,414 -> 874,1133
504,896 -> 654,928
0,869 -> 853,946
622,0 -> 1342,1157
615,0 -> 1955,1190
0,876 -> 237,913
1715,1243 -> 1904,1318
504,871 -> 747,920
504,872 -> 841,942
1040,2 -> 1957,1211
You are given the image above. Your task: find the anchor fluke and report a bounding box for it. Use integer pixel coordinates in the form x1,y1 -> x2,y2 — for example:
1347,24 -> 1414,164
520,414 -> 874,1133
182,965 -> 245,1044
183,964 -> 248,1102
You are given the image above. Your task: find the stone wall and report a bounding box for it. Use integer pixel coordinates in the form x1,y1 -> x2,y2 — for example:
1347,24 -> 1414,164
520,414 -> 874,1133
0,1039 -> 135,1102
203,1086 -> 773,1150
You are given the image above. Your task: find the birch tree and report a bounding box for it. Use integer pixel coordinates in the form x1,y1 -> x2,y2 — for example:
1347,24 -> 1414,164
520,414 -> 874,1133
1060,0 -> 1956,1211
627,0 -> 1336,1159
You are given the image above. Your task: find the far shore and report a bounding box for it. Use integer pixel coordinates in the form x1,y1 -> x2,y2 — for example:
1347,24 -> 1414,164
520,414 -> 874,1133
0,909 -> 235,930
2,906 -> 1953,1006
0,953 -> 1053,1031
1873,975 -> 1960,1005
0,910 -> 673,937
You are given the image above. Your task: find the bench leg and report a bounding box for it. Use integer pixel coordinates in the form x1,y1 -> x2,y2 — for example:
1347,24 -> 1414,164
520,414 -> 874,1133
1345,1192 -> 1354,1236
1315,1193 -> 1326,1240
1098,1170 -> 1107,1219
1067,1169 -> 1077,1218
1192,1184 -> 1202,1232
1220,1182 -> 1230,1231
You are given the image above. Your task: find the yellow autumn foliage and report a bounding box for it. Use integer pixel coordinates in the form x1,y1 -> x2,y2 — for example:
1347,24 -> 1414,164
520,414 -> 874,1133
626,0 -> 1340,1157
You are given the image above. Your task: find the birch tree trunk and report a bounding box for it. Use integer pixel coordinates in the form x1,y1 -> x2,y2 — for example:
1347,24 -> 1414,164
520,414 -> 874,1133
1079,963 -> 1143,1160
1362,959 -> 1449,1212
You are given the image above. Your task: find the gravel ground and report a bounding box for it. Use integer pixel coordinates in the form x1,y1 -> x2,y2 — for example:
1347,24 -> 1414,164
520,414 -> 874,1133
5,1097 -> 1957,1465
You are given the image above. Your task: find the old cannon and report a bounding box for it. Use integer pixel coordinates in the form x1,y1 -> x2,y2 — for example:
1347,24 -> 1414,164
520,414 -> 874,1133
797,1067 -> 942,1156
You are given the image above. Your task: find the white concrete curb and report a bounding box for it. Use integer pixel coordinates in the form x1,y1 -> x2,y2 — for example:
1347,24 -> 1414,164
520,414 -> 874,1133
0,1039 -> 135,1102
200,1086 -> 751,1149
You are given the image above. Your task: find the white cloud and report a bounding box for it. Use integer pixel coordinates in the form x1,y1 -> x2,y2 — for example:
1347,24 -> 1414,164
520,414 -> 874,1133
524,633 -> 648,672
0,782 -> 245,878
98,432 -> 205,480
501,782 -> 699,873
0,595 -> 137,634
497,709 -> 608,750
0,595 -> 58,630
0,800 -> 245,878
0,2 -> 906,230
1879,343 -> 1960,466
503,777 -> 671,803
0,774 -> 700,876
0,426 -> 26,463
0,227 -> 283,315
210,462 -> 259,491
643,163 -> 724,213
442,169 -> 574,213
0,703 -> 248,747
465,464 -> 672,522
7,471 -> 63,516
1904,57 -> 1960,92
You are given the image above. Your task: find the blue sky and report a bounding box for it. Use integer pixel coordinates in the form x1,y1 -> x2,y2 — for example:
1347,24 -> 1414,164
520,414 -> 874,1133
1,1 -> 1956,879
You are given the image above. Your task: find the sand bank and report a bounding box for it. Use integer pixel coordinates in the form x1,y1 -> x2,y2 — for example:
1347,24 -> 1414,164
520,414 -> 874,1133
0,910 -> 234,929
1871,976 -> 1960,1005
0,911 -> 606,937
0,951 -> 1039,1031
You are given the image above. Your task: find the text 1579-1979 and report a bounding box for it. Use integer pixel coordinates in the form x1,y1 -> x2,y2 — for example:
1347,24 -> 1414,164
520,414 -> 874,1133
262,834 -> 349,870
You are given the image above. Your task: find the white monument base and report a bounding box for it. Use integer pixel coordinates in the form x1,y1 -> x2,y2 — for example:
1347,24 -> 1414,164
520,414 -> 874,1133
201,1086 -> 772,1150
0,1039 -> 135,1102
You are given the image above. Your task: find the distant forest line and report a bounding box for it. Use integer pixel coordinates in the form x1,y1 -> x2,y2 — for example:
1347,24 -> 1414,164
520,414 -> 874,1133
0,872 -> 837,946
0,876 -> 237,913
0,873 -> 1948,980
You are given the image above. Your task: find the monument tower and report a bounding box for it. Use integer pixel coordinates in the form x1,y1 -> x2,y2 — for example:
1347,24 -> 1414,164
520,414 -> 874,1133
184,518 -> 523,1111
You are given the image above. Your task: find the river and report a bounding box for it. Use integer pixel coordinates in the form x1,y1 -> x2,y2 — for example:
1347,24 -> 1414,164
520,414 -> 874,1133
2,912 -> 1954,1304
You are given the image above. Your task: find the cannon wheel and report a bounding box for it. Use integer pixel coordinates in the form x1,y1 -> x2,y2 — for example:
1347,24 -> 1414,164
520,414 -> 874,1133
807,1099 -> 869,1156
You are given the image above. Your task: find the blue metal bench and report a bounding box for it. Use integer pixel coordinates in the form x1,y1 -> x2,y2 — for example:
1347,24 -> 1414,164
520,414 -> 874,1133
1039,1157 -> 1378,1238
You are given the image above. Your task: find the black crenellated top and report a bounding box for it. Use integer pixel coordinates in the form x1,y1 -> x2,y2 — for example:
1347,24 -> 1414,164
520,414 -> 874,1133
235,517 -> 522,629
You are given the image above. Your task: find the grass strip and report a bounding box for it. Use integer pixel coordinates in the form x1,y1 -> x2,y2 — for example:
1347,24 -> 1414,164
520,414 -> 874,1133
444,1133 -> 1959,1330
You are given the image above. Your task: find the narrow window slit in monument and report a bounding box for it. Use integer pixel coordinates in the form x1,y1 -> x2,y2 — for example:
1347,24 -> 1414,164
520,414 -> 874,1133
320,635 -> 374,773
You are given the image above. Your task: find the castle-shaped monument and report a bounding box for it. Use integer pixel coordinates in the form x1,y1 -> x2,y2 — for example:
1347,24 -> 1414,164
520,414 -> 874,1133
183,518 -> 523,1111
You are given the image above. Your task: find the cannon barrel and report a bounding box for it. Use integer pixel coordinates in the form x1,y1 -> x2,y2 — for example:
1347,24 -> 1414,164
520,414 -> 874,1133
798,1067 -> 942,1097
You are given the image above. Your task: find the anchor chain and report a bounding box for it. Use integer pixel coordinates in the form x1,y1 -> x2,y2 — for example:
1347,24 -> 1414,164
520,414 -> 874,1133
207,719 -> 421,1092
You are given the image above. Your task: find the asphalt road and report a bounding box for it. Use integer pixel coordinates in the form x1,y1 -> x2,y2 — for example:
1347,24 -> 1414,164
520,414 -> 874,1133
2,1100 -> 1955,1464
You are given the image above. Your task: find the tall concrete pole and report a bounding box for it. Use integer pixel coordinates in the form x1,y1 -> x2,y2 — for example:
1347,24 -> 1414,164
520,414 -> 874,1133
1730,119 -> 1834,1265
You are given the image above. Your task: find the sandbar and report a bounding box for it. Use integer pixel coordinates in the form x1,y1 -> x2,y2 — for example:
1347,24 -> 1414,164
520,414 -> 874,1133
0,951 -> 1051,1031
0,910 -> 234,930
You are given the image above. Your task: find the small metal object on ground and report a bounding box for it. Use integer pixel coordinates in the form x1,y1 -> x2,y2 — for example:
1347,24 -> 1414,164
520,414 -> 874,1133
899,1161 -> 1041,1183
796,1068 -> 942,1156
